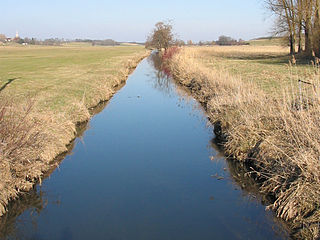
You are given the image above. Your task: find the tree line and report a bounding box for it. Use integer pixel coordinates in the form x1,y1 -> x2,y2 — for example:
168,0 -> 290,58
145,21 -> 249,51
0,35 -> 119,46
266,0 -> 320,56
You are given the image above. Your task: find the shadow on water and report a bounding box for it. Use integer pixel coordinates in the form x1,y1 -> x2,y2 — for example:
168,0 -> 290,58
209,138 -> 292,239
0,188 -> 46,240
0,54 -> 292,240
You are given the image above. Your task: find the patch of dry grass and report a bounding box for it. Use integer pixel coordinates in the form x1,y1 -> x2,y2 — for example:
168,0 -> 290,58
168,46 -> 320,239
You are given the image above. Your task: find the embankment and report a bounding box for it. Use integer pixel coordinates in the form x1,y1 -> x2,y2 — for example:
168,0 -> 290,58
0,49 -> 149,218
166,47 -> 320,240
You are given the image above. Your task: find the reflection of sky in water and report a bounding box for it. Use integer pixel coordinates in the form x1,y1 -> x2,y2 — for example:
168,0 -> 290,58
0,56 -> 289,240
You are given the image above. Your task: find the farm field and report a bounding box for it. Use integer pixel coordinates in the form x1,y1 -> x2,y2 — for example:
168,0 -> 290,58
0,44 -> 147,115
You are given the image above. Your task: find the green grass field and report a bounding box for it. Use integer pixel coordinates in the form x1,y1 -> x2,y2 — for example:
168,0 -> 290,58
248,37 -> 286,46
0,45 -> 147,117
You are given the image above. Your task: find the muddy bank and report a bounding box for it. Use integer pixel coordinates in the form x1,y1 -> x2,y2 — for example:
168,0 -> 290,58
0,52 -> 149,218
166,49 -> 320,240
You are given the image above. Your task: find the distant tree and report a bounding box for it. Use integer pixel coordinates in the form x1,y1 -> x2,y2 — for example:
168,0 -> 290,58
17,38 -> 24,44
145,21 -> 174,51
216,35 -> 237,45
174,39 -> 185,46
30,38 -> 37,45
187,40 -> 193,45
203,40 -> 215,45
92,39 -> 119,46
0,34 -> 6,43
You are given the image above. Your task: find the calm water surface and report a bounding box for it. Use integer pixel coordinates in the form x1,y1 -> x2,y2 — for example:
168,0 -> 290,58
1,55 -> 289,240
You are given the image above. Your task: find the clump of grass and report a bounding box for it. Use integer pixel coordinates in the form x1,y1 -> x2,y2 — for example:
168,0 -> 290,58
0,97 -> 46,216
168,47 -> 320,239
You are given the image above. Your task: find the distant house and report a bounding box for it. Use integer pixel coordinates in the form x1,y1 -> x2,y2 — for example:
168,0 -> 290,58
2,31 -> 20,43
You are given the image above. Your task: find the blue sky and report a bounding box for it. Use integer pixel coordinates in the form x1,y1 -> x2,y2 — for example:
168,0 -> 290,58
1,0 -> 273,42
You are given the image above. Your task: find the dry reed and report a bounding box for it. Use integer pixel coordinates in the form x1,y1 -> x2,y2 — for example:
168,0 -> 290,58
168,47 -> 320,239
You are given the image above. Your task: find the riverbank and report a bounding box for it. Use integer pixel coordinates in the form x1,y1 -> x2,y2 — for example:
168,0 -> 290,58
0,45 -> 149,217
167,46 -> 320,239
1,53 -> 290,240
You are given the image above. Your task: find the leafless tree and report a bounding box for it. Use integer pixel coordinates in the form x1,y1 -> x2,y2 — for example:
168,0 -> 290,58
266,0 -> 320,57
145,21 -> 174,51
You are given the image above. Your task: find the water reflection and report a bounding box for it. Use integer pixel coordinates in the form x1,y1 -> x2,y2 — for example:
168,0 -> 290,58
147,52 -> 174,96
0,187 -> 45,240
0,101 -> 109,240
0,149 -> 69,240
210,138 -> 291,239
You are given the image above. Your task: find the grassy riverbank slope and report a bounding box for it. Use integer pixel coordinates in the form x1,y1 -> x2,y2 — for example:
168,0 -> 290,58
167,45 -> 320,239
0,45 -> 149,216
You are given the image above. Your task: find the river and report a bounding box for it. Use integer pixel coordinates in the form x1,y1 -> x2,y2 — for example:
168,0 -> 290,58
0,54 -> 289,240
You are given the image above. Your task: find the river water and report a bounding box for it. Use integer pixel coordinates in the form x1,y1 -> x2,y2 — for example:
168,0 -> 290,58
0,55 -> 289,240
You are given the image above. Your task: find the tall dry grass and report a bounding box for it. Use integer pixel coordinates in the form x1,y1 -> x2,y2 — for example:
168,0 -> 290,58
168,47 -> 320,239
0,98 -> 46,216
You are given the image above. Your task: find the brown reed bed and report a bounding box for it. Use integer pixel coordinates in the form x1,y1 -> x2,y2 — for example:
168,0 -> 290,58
167,46 -> 320,239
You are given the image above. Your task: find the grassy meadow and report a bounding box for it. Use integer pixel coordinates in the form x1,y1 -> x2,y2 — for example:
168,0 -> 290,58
185,44 -> 316,93
168,43 -> 320,239
0,44 -> 148,216
0,44 -> 147,116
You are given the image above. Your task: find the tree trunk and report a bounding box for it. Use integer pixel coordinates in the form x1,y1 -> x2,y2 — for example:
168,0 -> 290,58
298,21 -> 303,53
297,0 -> 303,53
304,0 -> 313,56
305,20 -> 313,56
313,0 -> 320,56
289,34 -> 295,55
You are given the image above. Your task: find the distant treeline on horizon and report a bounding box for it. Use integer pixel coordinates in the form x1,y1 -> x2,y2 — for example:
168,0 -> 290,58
0,34 -> 145,46
1,33 -> 282,47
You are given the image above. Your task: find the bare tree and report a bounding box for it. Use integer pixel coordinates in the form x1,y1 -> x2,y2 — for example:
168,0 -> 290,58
145,21 -> 174,51
266,0 -> 297,54
303,0 -> 314,55
296,0 -> 304,52
266,0 -> 320,57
